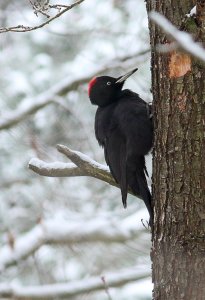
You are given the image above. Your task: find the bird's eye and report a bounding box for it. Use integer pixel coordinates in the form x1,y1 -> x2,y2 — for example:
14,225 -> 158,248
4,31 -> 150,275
107,81 -> 111,85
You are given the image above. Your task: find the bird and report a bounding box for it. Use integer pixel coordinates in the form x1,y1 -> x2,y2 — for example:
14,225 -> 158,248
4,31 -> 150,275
88,68 -> 153,226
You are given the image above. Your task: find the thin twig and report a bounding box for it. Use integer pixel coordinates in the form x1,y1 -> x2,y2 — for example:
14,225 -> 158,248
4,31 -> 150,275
0,0 -> 85,33
101,276 -> 113,300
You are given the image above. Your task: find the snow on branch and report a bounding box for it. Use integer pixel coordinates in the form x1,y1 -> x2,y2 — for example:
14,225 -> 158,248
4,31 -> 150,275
29,159 -> 86,177
0,215 -> 146,271
0,0 -> 86,33
29,144 -> 136,196
0,268 -> 150,299
150,11 -> 205,62
0,50 -> 148,131
186,6 -> 196,18
29,144 -> 117,186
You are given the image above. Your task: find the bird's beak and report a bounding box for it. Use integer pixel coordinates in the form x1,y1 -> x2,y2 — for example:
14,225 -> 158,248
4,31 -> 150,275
115,67 -> 138,84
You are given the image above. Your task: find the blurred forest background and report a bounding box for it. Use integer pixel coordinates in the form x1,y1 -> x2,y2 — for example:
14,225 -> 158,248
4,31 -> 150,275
0,0 -> 153,299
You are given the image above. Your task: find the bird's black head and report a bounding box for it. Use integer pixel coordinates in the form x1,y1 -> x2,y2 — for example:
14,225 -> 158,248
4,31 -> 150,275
88,68 -> 138,107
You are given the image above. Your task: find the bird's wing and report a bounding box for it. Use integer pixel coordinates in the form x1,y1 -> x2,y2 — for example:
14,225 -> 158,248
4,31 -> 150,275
104,125 -> 128,208
95,106 -> 128,207
95,105 -> 115,146
114,97 -> 153,156
113,96 -> 153,223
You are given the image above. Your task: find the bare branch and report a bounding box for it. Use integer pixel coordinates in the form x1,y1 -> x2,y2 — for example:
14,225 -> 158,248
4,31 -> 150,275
0,50 -> 149,131
150,11 -> 205,62
29,0 -> 50,18
0,0 -> 86,33
0,268 -> 150,299
0,216 -> 146,271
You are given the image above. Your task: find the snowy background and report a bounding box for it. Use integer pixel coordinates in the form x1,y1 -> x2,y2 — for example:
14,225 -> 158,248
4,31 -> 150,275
0,0 -> 152,299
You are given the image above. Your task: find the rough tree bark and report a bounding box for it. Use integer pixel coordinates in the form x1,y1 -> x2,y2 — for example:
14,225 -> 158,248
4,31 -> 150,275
146,1 -> 205,299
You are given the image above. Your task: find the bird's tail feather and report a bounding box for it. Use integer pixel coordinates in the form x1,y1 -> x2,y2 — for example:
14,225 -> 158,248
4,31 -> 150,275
135,169 -> 153,227
120,152 -> 128,209
121,187 -> 127,208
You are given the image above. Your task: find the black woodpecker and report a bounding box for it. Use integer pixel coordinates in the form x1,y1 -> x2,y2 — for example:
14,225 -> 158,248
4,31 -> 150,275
88,68 -> 153,226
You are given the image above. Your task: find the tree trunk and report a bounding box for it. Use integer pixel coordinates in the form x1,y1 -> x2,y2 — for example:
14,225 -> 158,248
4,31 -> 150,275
146,1 -> 205,299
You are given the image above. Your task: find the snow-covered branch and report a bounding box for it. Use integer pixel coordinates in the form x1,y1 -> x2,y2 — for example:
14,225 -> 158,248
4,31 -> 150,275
0,267 -> 150,299
29,144 -> 137,196
0,215 -> 146,271
150,11 -> 205,62
0,50 -> 148,131
29,144 -> 117,186
29,159 -> 86,177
